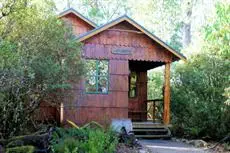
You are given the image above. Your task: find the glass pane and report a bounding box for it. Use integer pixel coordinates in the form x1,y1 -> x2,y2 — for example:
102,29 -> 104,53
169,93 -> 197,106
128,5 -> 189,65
98,76 -> 108,93
129,72 -> 137,97
98,60 -> 108,76
85,76 -> 97,92
86,60 -> 97,76
130,72 -> 137,84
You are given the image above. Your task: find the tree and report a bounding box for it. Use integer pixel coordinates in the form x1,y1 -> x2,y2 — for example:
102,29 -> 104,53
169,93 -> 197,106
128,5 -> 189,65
0,0 -> 84,138
78,0 -> 130,24
171,2 -> 230,139
147,70 -> 164,100
0,0 -> 28,19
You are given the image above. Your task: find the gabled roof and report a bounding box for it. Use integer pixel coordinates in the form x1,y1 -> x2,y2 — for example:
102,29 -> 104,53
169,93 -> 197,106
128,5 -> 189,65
59,8 -> 97,28
76,15 -> 186,61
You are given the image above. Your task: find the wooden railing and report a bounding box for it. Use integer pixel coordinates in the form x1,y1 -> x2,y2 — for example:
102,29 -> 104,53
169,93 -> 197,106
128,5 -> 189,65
145,99 -> 163,123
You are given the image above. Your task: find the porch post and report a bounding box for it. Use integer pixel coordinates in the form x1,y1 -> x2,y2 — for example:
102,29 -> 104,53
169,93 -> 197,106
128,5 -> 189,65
163,62 -> 171,125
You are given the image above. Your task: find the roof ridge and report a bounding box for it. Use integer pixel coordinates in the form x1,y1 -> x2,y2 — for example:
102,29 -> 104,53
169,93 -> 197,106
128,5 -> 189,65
59,8 -> 97,27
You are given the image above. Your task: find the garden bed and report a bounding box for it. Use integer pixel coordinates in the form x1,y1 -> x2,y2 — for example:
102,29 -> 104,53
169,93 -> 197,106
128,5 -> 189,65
1,121 -> 144,153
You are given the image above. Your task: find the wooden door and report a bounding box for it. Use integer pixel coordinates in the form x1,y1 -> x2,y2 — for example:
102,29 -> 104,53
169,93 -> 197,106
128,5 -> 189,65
128,71 -> 147,121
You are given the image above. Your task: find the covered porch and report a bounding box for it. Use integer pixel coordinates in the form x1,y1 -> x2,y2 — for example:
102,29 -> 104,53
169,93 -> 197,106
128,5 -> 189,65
128,60 -> 171,126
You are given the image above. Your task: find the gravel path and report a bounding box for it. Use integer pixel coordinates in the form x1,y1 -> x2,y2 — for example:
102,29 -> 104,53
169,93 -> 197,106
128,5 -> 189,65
139,139 -> 210,153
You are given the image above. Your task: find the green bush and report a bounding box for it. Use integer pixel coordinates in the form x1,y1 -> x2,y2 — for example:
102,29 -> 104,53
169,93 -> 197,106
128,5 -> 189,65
171,53 -> 230,139
0,0 -> 84,139
84,129 -> 118,153
224,143 -> 230,151
51,137 -> 79,153
50,127 -> 118,153
171,3 -> 230,139
6,146 -> 35,153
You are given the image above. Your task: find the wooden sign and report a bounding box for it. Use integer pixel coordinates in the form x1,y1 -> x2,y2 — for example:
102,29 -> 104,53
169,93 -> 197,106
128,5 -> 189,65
112,49 -> 132,55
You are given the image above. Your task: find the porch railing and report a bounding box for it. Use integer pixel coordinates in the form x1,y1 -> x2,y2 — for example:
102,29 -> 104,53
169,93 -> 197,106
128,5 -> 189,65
145,99 -> 163,123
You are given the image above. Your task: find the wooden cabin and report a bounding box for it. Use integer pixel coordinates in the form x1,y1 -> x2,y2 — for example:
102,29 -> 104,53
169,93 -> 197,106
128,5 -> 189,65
39,8 -> 186,130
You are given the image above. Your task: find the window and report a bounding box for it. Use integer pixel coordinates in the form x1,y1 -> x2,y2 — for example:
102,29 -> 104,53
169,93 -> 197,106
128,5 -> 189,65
85,60 -> 109,94
129,71 -> 137,98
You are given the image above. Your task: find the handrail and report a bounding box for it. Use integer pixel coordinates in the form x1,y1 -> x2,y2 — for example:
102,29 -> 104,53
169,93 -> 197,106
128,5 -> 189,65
145,99 -> 163,102
145,99 -> 163,122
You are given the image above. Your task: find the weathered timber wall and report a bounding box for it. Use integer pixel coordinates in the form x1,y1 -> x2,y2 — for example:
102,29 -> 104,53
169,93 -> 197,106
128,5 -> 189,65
63,60 -> 129,125
61,21 -> 173,125
61,13 -> 94,36
82,22 -> 173,62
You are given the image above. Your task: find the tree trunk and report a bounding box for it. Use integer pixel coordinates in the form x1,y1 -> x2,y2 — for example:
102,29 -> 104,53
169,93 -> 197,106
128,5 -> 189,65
182,22 -> 191,48
182,0 -> 194,48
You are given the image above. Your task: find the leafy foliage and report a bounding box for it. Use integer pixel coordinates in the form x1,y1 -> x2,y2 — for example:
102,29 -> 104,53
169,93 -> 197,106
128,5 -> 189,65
171,54 -> 230,138
204,3 -> 230,59
50,127 -> 118,153
171,2 -> 230,139
0,0 -> 84,139
147,69 -> 163,100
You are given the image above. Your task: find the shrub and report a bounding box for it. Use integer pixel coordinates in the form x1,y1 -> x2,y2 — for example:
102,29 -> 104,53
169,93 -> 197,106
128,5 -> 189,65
6,145 -> 35,153
50,127 -> 118,153
171,3 -> 230,139
0,0 -> 84,139
51,137 -> 79,153
84,129 -> 118,153
224,143 -> 230,151
171,53 -> 230,139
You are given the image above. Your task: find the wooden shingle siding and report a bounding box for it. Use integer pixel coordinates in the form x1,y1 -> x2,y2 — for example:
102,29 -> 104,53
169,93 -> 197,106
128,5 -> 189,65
83,44 -> 172,62
63,107 -> 128,126
54,12 -> 186,125
82,22 -> 173,62
62,59 -> 129,125
61,13 -> 94,36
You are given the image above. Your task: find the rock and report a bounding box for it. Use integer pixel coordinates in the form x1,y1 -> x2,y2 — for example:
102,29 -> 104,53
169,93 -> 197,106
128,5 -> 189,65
6,133 -> 50,149
119,126 -> 137,146
181,138 -> 187,143
111,119 -> 133,133
185,140 -> 190,144
171,137 -> 177,141
188,140 -> 208,148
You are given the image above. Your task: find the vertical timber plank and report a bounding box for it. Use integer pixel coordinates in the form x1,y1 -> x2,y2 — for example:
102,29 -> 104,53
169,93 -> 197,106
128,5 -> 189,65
163,62 -> 171,125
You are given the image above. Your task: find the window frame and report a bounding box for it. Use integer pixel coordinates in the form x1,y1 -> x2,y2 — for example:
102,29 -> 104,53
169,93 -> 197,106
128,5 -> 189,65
85,59 -> 109,94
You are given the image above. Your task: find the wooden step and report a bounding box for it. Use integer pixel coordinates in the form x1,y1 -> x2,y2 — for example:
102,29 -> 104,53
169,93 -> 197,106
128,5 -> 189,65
135,134 -> 171,138
133,128 -> 168,132
132,122 -> 171,139
133,124 -> 166,129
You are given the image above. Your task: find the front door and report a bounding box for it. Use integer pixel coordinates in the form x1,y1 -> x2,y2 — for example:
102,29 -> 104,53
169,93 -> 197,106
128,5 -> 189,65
128,71 -> 147,121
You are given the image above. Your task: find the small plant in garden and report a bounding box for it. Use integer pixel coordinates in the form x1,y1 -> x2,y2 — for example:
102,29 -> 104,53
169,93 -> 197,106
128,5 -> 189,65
224,143 -> 230,151
50,121 -> 118,153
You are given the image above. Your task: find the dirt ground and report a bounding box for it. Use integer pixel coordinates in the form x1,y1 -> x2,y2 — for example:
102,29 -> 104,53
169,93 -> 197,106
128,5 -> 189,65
139,139 -> 230,153
116,140 -> 229,153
